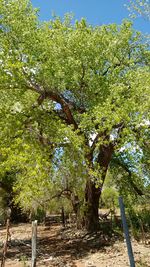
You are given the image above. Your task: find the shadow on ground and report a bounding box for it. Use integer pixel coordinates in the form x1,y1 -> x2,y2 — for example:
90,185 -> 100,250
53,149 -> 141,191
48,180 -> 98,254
0,223 -> 123,267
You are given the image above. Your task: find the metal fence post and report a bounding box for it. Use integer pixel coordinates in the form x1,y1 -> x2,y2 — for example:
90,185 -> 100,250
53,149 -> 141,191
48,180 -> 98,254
119,196 -> 135,267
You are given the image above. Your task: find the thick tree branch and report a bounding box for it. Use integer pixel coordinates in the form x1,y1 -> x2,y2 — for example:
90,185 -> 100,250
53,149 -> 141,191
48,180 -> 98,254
97,142 -> 114,170
36,91 -> 79,130
60,94 -> 86,114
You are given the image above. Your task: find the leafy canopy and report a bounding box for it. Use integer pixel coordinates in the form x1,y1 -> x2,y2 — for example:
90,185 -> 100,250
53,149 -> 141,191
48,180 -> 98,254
0,0 -> 150,210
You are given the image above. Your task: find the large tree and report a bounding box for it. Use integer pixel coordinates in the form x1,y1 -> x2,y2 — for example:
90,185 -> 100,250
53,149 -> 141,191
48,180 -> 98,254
0,0 -> 150,230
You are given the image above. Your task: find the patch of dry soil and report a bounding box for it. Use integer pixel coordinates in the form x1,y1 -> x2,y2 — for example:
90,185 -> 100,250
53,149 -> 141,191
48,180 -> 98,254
0,224 -> 149,267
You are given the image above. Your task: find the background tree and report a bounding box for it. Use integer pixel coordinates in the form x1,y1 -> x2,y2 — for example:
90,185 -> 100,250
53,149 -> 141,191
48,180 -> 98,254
127,0 -> 150,20
0,0 -> 150,231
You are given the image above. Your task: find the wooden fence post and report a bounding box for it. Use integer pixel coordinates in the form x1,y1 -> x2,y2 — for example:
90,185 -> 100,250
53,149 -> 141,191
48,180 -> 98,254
119,196 -> 135,267
1,219 -> 10,267
61,206 -> 65,228
31,220 -> 37,267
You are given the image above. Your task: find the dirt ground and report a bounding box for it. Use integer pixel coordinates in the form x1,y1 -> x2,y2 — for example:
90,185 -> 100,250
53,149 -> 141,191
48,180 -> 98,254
0,223 -> 150,267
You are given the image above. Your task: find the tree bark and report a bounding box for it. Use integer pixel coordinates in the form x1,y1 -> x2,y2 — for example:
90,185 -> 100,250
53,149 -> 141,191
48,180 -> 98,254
84,179 -> 101,231
84,144 -> 114,231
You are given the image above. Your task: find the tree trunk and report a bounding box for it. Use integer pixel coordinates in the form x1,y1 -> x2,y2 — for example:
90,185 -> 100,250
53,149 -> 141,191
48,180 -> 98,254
84,144 -> 114,231
84,179 -> 101,231
71,193 -> 82,228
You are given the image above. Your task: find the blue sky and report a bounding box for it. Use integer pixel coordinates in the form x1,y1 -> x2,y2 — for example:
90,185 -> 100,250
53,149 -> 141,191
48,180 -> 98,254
31,0 -> 149,34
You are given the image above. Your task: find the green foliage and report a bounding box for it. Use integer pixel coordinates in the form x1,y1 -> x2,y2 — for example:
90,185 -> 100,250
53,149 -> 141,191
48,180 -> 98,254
101,173 -> 119,209
101,187 -> 119,209
126,0 -> 150,20
0,0 -> 149,217
127,205 -> 150,242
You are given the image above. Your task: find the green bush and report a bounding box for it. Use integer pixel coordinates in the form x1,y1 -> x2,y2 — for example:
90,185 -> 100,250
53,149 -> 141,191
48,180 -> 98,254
30,208 -> 46,223
101,187 -> 119,209
127,206 -> 150,237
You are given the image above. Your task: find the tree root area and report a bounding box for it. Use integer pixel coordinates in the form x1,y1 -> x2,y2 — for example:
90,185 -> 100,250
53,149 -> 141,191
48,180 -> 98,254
0,223 -> 150,267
